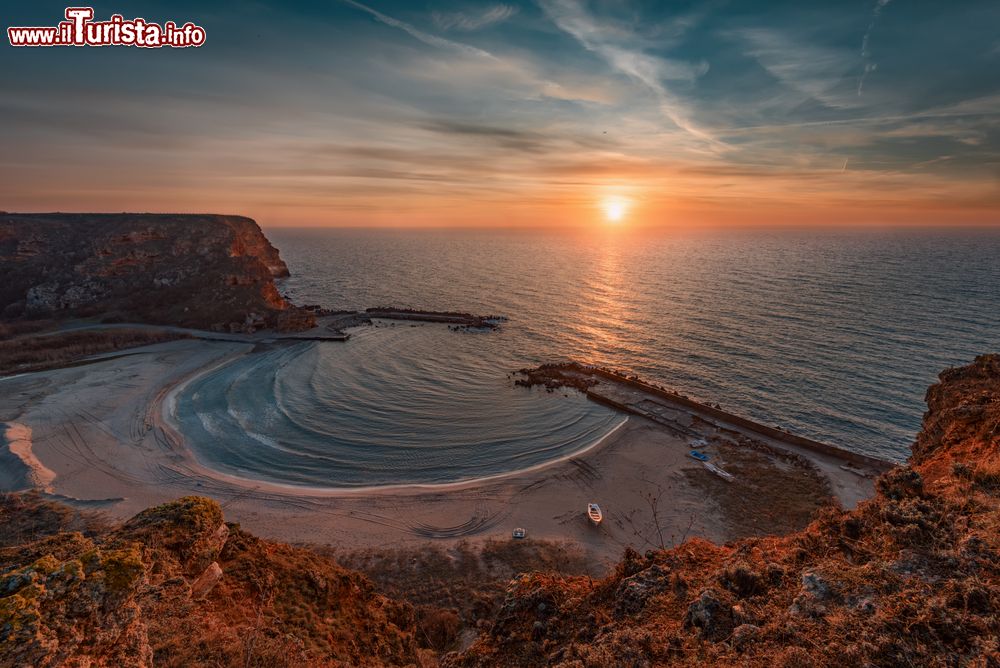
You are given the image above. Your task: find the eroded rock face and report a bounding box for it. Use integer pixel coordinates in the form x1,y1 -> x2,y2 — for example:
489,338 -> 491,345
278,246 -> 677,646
0,213 -> 314,331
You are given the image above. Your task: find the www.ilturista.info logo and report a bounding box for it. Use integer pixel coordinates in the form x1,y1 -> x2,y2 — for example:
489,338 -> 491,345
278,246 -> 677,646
7,7 -> 206,48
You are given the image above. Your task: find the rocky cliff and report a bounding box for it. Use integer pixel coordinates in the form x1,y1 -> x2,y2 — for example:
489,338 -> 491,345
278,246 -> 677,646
447,356 -> 1000,667
1,357 -> 997,667
0,496 -> 431,667
0,213 -> 314,332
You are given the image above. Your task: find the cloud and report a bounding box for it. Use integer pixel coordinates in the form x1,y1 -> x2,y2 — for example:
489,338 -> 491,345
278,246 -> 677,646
537,0 -> 719,146
433,5 -> 518,32
420,119 -> 552,153
340,0 -> 497,60
341,0 -> 616,105
736,28 -> 859,110
858,0 -> 893,96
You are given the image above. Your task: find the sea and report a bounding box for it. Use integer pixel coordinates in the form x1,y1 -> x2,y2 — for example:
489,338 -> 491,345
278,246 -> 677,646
173,227 -> 1000,488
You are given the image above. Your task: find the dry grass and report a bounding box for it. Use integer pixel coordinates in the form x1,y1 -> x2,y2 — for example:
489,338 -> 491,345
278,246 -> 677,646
683,441 -> 836,538
0,319 -> 57,340
329,538 -> 595,631
0,490 -> 110,547
0,328 -> 187,375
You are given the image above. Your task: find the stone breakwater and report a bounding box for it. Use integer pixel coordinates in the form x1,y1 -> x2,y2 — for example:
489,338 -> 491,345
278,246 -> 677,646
515,362 -> 894,471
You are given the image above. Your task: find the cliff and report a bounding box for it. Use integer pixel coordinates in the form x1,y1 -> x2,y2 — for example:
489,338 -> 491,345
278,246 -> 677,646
0,496 -> 431,667
1,356 -> 997,666
448,356 -> 1000,667
0,213 -> 314,332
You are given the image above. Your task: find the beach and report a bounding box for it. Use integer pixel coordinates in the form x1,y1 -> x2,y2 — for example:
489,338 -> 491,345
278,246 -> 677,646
0,326 -> 883,567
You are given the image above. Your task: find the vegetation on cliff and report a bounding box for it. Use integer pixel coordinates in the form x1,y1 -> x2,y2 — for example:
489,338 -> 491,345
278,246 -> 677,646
0,494 -> 433,667
0,213 -> 314,332
0,356 -> 997,666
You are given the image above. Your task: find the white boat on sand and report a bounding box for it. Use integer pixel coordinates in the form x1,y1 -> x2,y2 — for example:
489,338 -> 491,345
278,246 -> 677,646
587,503 -> 603,525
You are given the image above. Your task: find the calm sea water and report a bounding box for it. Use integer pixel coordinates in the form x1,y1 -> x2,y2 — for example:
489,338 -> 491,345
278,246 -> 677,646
176,227 -> 1000,487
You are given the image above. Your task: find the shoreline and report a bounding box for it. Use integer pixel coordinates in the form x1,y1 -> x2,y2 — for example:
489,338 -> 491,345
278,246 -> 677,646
1,422 -> 54,492
0,323 -> 885,564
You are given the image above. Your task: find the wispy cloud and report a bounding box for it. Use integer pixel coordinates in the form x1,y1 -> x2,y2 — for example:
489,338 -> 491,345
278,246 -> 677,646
433,5 -> 518,32
736,28 -> 858,109
341,0 -> 615,105
341,0 -> 497,60
538,0 -> 719,146
858,0 -> 893,96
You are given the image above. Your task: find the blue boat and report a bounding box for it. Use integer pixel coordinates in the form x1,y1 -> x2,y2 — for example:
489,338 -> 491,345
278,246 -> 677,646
688,450 -> 710,462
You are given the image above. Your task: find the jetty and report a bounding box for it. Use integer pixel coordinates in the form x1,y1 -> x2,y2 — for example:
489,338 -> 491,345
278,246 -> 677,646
295,308 -> 507,340
516,362 -> 894,506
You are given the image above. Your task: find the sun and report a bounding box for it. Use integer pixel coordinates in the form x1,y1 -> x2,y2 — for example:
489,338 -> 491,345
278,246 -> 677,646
601,196 -> 630,223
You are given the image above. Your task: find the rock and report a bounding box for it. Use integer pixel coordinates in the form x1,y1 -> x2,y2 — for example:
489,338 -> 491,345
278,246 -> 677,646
730,623 -> 760,650
718,562 -> 765,598
684,589 -> 734,640
208,523 -> 230,555
61,281 -> 105,308
789,571 -> 834,617
121,497 -> 227,574
615,564 -> 671,615
190,561 -> 223,600
801,572 -> 832,599
25,282 -> 60,312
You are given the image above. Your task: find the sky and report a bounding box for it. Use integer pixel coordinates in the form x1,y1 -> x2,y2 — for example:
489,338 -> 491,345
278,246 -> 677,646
1,0 -> 998,228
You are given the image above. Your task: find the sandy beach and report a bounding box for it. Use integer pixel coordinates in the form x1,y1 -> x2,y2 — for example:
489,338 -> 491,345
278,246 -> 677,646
0,331 -> 883,568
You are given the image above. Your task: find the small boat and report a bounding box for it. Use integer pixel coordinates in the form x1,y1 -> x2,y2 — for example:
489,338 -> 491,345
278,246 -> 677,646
689,450 -> 710,462
587,503 -> 603,525
512,527 -> 526,540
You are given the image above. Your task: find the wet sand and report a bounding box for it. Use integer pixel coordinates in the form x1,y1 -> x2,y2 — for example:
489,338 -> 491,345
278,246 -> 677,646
0,333 -> 881,568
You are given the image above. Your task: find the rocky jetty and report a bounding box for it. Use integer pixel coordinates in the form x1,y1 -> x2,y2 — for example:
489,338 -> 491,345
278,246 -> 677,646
0,213 -> 315,332
365,307 -> 506,330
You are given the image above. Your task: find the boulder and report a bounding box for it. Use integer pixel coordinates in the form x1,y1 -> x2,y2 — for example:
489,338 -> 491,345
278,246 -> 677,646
684,588 -> 734,640
190,561 -> 223,600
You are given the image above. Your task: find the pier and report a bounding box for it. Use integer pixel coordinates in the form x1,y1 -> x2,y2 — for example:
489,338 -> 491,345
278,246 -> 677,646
516,362 -> 894,505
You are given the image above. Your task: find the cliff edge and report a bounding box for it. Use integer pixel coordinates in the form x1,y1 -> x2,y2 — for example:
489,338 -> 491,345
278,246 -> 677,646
0,213 -> 314,332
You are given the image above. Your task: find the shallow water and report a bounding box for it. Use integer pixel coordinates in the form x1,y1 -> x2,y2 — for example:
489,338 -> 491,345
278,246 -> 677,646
175,226 -> 1000,487
174,323 -> 622,487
